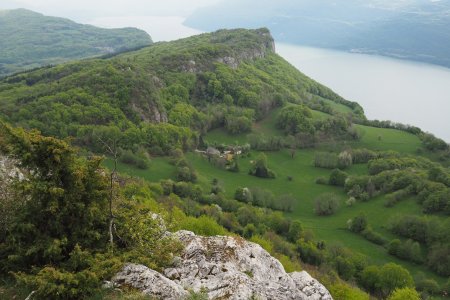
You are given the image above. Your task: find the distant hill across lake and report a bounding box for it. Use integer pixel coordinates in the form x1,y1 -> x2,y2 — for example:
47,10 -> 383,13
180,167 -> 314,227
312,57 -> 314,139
0,8 -> 152,76
185,0 -> 450,68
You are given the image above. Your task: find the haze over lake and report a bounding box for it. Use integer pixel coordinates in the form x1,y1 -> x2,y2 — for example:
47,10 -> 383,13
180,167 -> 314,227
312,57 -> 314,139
277,44 -> 450,142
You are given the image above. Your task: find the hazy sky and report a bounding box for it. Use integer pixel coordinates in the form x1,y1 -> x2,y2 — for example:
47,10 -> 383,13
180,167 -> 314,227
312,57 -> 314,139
1,0 -> 220,20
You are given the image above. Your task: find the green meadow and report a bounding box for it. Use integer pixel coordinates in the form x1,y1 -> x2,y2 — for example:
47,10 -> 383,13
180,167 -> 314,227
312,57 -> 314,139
106,109 -> 446,284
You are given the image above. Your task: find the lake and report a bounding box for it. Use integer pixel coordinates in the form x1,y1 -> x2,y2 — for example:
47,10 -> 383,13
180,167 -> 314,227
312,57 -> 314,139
277,44 -> 450,142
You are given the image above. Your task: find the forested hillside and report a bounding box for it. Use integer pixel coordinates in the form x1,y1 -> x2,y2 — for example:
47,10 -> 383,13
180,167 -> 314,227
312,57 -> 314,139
0,28 -> 449,299
0,9 -> 152,77
0,27 -> 364,155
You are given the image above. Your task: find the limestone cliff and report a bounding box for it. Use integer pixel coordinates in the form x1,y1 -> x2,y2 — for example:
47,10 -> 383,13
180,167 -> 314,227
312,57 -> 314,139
112,230 -> 332,300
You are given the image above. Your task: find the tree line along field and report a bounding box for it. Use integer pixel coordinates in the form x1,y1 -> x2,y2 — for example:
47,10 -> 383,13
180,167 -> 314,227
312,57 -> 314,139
107,106 -> 448,288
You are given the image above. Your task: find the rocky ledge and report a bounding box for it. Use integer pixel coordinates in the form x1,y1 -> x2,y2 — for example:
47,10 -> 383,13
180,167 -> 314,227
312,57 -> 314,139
112,230 -> 332,300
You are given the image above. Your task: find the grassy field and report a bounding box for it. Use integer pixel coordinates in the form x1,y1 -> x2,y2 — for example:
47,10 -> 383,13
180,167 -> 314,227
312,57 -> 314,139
351,125 -> 422,154
104,109 -> 445,284
103,157 -> 175,182
186,146 -> 445,284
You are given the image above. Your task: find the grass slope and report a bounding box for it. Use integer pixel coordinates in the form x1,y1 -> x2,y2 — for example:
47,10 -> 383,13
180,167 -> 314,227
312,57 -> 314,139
94,92 -> 442,284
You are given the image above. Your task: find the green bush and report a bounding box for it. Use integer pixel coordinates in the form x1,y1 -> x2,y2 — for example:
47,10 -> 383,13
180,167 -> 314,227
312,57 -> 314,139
15,266 -> 100,300
415,278 -> 440,295
179,215 -> 228,236
328,282 -> 370,300
361,227 -> 387,245
329,169 -> 348,186
315,177 -> 328,185
351,148 -> 377,164
176,166 -> 198,182
337,151 -> 353,169
248,153 -> 276,179
314,152 -> 338,169
276,105 -> 314,135
225,115 -> 252,134
314,193 -> 340,216
384,187 -> 412,207
348,213 -> 367,233
359,263 -> 414,298
387,288 -> 420,300
119,149 -> 150,170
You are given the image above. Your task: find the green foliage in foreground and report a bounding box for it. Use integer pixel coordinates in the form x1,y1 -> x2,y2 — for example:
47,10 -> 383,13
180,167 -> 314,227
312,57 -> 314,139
0,9 -> 152,76
0,123 -> 183,298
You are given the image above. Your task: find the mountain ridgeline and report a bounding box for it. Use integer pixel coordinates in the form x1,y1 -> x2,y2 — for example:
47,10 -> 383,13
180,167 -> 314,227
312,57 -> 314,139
0,28 -> 364,155
185,0 -> 450,68
0,9 -> 152,77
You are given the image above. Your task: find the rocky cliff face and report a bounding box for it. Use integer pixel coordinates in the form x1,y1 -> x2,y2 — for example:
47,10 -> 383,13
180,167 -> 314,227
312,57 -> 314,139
112,230 -> 332,300
216,28 -> 276,69
0,154 -> 23,181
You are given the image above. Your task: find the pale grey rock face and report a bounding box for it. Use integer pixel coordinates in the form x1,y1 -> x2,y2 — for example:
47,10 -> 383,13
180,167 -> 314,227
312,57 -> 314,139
112,264 -> 189,300
0,155 -> 23,180
112,230 -> 333,300
290,271 -> 333,300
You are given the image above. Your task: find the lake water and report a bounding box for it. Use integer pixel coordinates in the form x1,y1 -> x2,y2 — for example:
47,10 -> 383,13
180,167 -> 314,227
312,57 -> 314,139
277,44 -> 450,142
86,17 -> 450,142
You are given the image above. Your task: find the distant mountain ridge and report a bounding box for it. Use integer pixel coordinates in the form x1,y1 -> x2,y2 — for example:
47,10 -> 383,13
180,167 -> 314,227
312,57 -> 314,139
185,0 -> 450,68
0,8 -> 152,76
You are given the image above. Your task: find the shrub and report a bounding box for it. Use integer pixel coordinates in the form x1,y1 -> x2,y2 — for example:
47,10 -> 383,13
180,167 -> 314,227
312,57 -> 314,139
287,221 -> 303,243
314,152 -> 338,169
276,105 -> 314,135
225,115 -> 253,134
347,185 -> 368,201
346,197 -> 356,207
352,148 -> 377,164
15,266 -> 100,300
234,187 -> 252,203
120,149 -> 150,169
314,193 -> 340,216
248,153 -> 276,179
384,187 -> 412,208
249,187 -> 275,208
179,215 -> 228,236
176,166 -> 198,182
427,243 -> 450,276
348,213 -> 367,233
276,194 -> 296,212
296,240 -> 325,265
379,263 -> 414,297
315,177 -> 328,185
329,169 -> 348,186
338,151 -> 353,169
361,227 -> 387,245
416,279 -> 440,295
328,282 -> 370,300
420,133 -> 448,151
359,265 -> 382,294
422,188 -> 450,214
387,288 -> 420,300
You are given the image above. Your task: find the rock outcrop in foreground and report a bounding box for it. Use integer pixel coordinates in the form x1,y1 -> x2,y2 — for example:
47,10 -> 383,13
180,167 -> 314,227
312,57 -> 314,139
112,230 -> 332,300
